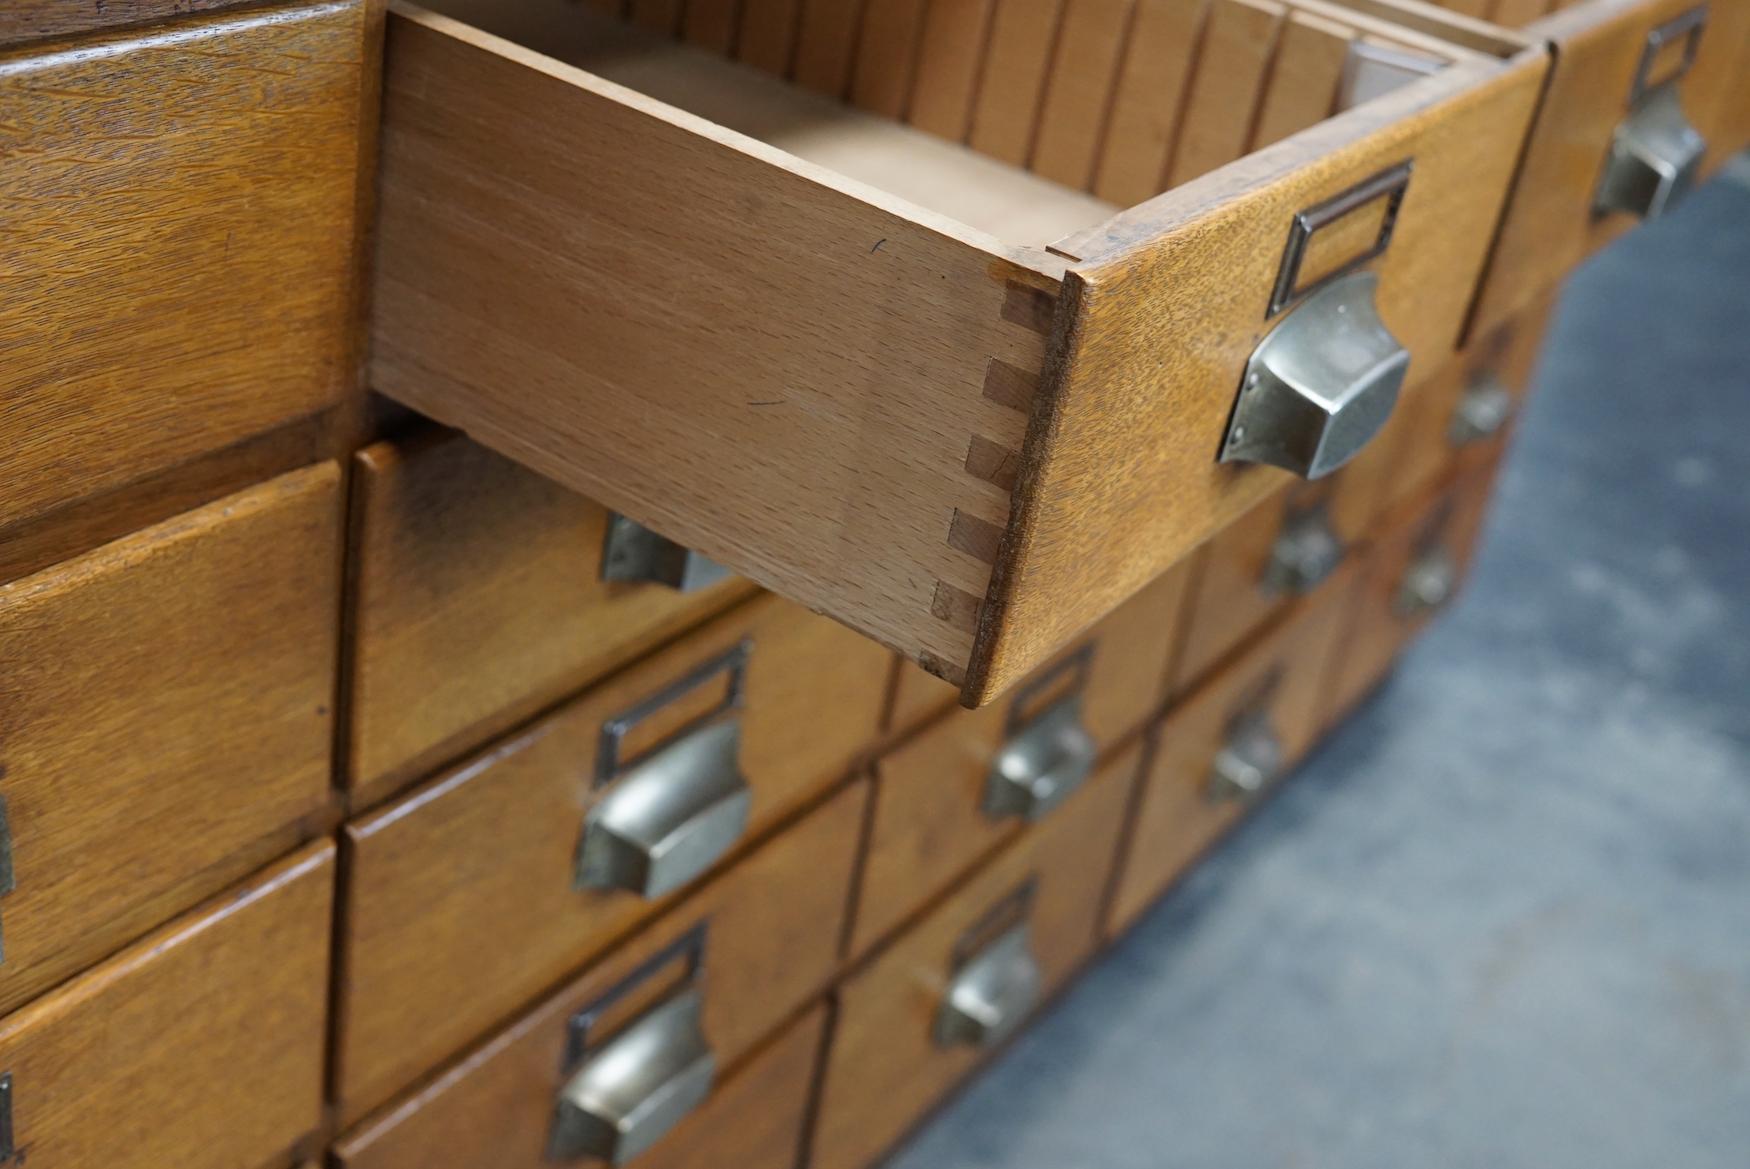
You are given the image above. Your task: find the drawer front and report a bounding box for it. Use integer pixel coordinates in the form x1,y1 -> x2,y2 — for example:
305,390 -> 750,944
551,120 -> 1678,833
856,564 -> 1190,955
348,432 -> 755,800
1109,567 -> 1357,933
334,613 -> 879,1122
978,50 -> 1548,700
1328,455 -> 1502,722
0,463 -> 340,1016
336,787 -> 864,1165
1472,0 -> 1736,334
0,2 -> 366,536
0,844 -> 333,1169
814,746 -> 1139,1169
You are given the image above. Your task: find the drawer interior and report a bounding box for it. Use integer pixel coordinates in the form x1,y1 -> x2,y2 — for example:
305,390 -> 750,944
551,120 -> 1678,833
422,0 -> 1483,251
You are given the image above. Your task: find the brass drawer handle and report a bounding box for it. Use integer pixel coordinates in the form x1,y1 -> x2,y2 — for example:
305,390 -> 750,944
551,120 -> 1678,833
1396,546 -> 1459,617
1208,712 -> 1285,805
1449,375 -> 1514,446
549,988 -> 716,1165
1222,271 -> 1409,480
983,696 -> 1096,824
575,719 -> 752,899
1595,8 -> 1708,221
934,921 -> 1042,1050
1262,506 -> 1344,596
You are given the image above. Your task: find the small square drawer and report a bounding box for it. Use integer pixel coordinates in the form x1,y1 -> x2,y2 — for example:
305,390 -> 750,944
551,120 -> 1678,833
372,0 -> 1546,704
852,563 -> 1190,956
0,463 -> 340,1016
0,844 -> 333,1169
1344,0 -> 1749,334
1108,564 -> 1358,934
335,783 -> 865,1167
333,597 -> 882,1123
813,744 -> 1140,1169
1327,454 -> 1503,722
348,429 -> 756,802
0,2 -> 367,537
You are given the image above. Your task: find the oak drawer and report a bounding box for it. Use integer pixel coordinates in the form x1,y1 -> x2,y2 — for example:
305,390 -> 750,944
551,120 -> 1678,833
336,783 -> 863,1163
333,602 -> 880,1122
348,430 -> 756,800
813,745 -> 1139,1169
372,0 -> 1545,704
0,463 -> 340,1016
1109,564 -> 1357,933
0,2 -> 367,539
0,844 -> 333,1169
853,564 -> 1190,956
1328,455 -> 1503,722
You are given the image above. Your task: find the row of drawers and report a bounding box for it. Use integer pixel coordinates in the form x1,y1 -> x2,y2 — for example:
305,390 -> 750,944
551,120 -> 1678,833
0,282 -> 1543,1044
2,0 -> 1740,705
0,444 -> 1497,1169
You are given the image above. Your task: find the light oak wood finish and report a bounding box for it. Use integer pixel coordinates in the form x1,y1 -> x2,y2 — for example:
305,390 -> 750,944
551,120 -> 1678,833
1094,0 -> 1211,204
855,562 -> 1193,956
0,844 -> 334,1169
0,464 -> 340,1017
346,430 -> 756,803
1108,569 -> 1357,932
1031,0 -> 1137,189
1327,453 -> 1502,722
337,784 -> 864,1160
0,1 -> 369,545
1168,0 -> 1288,186
813,746 -> 1140,1169
334,597 -> 882,1123
374,0 -> 1542,704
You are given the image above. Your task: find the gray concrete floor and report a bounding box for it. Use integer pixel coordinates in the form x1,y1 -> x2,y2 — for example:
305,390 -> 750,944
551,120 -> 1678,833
884,172 -> 1750,1169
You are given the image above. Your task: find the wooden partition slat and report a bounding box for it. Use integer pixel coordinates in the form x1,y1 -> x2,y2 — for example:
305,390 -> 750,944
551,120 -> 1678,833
1031,0 -> 1136,189
909,0 -> 998,140
739,0 -> 802,72
629,0 -> 684,32
969,0 -> 1068,165
850,0 -> 930,117
1249,9 -> 1351,149
684,0 -> 742,50
1166,0 -> 1284,187
793,0 -> 865,94
1091,0 -> 1208,205
1486,0 -> 1547,27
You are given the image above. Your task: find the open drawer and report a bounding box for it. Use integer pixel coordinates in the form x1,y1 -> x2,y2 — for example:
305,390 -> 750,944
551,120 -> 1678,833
371,0 -> 1545,704
1337,0 -> 1750,335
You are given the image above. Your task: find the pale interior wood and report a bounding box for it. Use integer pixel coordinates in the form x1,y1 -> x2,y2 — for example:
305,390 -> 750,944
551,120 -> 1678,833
420,0 -> 1119,245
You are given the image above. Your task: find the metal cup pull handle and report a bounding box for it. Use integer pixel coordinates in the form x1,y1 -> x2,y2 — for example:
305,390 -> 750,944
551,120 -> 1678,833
1449,374 -> 1514,446
549,989 -> 716,1165
1222,271 -> 1409,480
1262,507 -> 1344,596
576,719 -> 752,899
982,698 -> 1097,823
934,922 -> 1043,1050
1208,713 -> 1286,805
1396,546 -> 1459,617
602,514 -> 732,593
1594,85 -> 1706,221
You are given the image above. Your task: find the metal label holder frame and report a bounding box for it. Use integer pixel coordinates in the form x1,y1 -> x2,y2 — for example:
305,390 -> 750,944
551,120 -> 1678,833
595,643 -> 752,788
1267,162 -> 1413,319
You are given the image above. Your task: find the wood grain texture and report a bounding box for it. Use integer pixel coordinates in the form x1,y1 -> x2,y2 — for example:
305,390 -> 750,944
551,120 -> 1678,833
1168,0 -> 1287,186
814,747 -> 1139,1169
334,597 -> 883,1123
970,51 -> 1547,702
792,0 -> 865,93
0,464 -> 339,1016
738,0 -> 802,73
968,0 -> 1067,164
1093,0 -> 1210,204
372,1 -> 1060,694
337,785 -> 863,1157
1251,9 -> 1354,148
848,0 -> 928,116
337,1001 -> 825,1169
1108,569 -> 1354,932
1030,0 -> 1136,189
346,431 -> 755,802
0,0 -> 244,46
855,560 -> 1192,955
0,1 -> 367,537
908,0 -> 997,140
1328,449 -> 1503,723
0,844 -> 334,1169
1468,0 -> 1729,336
